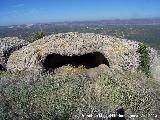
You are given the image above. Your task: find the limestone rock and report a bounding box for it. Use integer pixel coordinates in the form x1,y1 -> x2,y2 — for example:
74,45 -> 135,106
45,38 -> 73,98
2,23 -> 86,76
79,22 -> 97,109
0,37 -> 29,69
7,32 -> 140,73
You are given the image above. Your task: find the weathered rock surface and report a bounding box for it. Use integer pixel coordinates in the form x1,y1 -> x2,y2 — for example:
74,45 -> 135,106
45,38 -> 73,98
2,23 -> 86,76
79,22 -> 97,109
5,32 -> 160,80
7,32 -> 140,73
0,37 -> 28,69
150,48 -> 160,81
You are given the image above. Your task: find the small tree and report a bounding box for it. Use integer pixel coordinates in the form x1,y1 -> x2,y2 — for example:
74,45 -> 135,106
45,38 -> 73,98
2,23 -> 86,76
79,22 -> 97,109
137,43 -> 151,77
29,31 -> 45,43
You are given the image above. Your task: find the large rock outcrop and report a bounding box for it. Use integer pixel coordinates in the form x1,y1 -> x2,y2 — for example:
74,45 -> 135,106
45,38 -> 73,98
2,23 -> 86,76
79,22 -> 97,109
7,32 -> 140,73
0,37 -> 28,70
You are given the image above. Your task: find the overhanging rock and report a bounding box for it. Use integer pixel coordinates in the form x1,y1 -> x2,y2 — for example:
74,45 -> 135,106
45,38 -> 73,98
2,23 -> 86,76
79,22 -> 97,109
7,32 -> 140,73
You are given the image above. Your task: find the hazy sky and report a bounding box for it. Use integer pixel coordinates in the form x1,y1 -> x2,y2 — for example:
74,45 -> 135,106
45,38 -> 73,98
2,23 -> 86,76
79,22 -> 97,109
0,0 -> 160,26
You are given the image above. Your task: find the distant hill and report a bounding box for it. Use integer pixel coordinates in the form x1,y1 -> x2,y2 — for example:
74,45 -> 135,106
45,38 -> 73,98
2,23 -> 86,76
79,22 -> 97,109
0,19 -> 160,49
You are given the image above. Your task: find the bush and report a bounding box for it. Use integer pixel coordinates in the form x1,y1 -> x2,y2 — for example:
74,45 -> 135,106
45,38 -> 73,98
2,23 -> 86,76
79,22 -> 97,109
0,70 -> 160,119
137,43 -> 151,77
29,31 -> 45,43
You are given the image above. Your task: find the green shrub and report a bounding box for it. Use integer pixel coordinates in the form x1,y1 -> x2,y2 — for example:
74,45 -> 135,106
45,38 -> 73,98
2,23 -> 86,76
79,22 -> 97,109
0,70 -> 160,119
29,31 -> 45,43
137,43 -> 151,77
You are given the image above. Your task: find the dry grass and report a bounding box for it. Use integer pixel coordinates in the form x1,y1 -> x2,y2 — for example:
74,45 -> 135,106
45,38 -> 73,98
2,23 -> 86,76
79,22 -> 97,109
54,64 -> 87,75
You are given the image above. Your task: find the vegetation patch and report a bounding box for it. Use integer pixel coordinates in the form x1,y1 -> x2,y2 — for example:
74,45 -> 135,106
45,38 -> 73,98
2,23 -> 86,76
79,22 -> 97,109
0,70 -> 160,119
29,31 -> 45,43
137,43 -> 151,77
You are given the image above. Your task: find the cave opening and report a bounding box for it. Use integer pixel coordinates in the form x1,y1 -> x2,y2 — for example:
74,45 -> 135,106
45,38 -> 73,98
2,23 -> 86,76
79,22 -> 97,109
42,52 -> 110,70
0,64 -> 6,71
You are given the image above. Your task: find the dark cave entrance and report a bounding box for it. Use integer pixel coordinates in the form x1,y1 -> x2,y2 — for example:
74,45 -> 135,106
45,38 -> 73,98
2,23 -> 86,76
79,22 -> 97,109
0,64 -> 6,71
42,52 -> 110,70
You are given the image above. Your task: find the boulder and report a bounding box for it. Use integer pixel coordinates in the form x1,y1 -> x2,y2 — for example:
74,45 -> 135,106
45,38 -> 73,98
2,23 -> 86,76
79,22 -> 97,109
0,37 -> 28,70
7,32 -> 140,73
150,48 -> 160,81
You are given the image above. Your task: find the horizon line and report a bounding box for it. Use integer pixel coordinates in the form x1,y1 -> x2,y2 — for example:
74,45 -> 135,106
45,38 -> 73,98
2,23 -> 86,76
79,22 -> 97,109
1,17 -> 160,27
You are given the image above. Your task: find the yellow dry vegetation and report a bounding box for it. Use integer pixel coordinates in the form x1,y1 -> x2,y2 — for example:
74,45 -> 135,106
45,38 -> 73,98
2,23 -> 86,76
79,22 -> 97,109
55,64 -> 87,75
